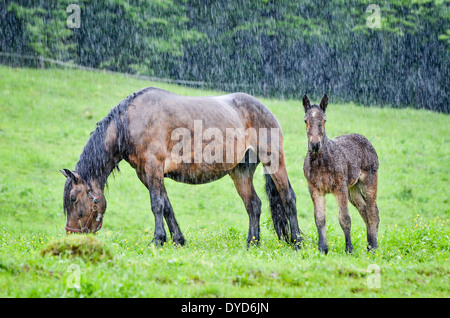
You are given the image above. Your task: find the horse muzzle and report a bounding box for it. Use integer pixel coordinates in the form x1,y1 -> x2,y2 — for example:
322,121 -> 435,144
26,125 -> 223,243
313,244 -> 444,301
65,213 -> 104,234
310,141 -> 322,153
65,221 -> 103,234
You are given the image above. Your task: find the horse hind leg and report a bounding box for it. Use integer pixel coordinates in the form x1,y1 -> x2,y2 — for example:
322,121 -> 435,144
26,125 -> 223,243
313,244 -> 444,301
349,183 -> 367,222
361,173 -> 380,251
229,158 -> 261,247
350,174 -> 379,251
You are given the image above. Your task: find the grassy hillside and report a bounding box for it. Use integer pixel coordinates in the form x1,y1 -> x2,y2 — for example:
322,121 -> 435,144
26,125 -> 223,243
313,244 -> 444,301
0,65 -> 448,297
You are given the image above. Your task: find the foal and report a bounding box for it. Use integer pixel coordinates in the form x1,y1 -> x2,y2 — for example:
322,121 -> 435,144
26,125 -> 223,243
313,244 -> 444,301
302,94 -> 380,253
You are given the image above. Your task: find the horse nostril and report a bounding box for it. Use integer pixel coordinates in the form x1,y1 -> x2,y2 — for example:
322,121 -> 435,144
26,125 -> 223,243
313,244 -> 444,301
311,141 -> 321,152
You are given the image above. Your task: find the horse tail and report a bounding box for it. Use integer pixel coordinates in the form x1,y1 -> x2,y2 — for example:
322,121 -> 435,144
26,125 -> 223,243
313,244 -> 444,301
264,172 -> 291,243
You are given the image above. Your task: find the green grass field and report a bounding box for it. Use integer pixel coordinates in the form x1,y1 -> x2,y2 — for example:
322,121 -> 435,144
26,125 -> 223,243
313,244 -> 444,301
0,65 -> 448,297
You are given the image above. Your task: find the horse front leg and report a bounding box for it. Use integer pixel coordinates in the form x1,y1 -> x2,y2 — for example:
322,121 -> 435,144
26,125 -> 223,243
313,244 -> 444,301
138,163 -> 184,246
309,186 -> 328,254
148,185 -> 167,246
162,190 -> 186,246
335,186 -> 353,253
137,158 -> 167,246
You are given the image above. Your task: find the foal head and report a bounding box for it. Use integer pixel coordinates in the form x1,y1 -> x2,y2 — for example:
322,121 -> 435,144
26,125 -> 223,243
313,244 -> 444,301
302,94 -> 328,154
60,169 -> 106,234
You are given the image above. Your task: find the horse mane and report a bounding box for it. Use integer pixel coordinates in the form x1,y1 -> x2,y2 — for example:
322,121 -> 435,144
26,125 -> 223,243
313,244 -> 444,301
76,87 -> 156,186
62,87 -> 154,215
75,107 -> 125,190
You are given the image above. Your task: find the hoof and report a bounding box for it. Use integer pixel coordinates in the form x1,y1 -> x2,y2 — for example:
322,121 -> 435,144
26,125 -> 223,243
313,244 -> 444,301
319,244 -> 328,255
292,238 -> 304,250
150,236 -> 166,247
346,244 -> 354,254
173,236 -> 186,247
246,236 -> 260,248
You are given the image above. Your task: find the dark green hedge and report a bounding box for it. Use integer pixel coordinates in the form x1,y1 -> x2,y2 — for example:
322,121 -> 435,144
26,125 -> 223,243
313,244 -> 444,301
1,0 -> 448,112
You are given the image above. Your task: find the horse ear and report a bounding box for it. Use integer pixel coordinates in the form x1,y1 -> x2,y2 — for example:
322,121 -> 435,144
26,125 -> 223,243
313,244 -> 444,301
320,94 -> 328,112
60,169 -> 70,178
302,95 -> 311,112
60,169 -> 79,183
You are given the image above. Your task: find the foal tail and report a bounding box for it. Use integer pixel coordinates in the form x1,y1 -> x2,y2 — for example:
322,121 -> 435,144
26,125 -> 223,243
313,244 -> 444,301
264,173 -> 291,243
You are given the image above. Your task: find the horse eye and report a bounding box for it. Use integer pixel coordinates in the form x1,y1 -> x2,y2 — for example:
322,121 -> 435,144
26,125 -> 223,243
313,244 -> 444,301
70,196 -> 77,204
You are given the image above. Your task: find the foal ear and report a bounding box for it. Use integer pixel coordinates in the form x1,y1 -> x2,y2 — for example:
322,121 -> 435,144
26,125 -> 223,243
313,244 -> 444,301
302,95 -> 311,112
320,94 -> 328,112
60,169 -> 79,183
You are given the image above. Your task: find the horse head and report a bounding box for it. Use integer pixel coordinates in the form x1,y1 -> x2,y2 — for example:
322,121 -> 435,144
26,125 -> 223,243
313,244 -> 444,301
60,169 -> 106,234
302,94 -> 328,154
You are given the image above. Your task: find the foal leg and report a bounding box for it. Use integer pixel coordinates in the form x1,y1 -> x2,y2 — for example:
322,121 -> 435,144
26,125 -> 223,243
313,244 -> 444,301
359,173 -> 380,251
349,182 -> 369,243
335,186 -> 353,253
349,183 -> 367,223
230,163 -> 261,247
309,186 -> 327,254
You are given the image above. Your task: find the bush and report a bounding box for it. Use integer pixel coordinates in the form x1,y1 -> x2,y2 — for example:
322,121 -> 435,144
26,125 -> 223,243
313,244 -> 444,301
40,235 -> 113,262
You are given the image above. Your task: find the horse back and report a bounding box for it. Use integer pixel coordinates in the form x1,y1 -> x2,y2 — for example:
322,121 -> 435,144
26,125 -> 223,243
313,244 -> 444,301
225,92 -> 282,129
122,88 -> 281,180
125,88 -> 279,131
333,133 -> 379,174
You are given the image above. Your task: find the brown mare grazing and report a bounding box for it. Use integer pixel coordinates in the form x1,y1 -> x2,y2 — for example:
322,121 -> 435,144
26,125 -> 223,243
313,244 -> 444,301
302,94 -> 379,253
61,87 -> 302,247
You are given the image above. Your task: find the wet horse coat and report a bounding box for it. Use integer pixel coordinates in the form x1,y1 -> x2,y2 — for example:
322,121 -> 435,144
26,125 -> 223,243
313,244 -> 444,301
61,87 -> 301,247
302,94 -> 380,253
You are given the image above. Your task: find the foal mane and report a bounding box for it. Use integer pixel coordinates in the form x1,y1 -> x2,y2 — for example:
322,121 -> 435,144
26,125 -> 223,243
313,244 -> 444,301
63,87 -> 154,215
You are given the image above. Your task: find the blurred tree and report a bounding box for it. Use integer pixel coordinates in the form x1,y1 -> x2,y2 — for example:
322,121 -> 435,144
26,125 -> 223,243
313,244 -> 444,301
0,0 -> 448,112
